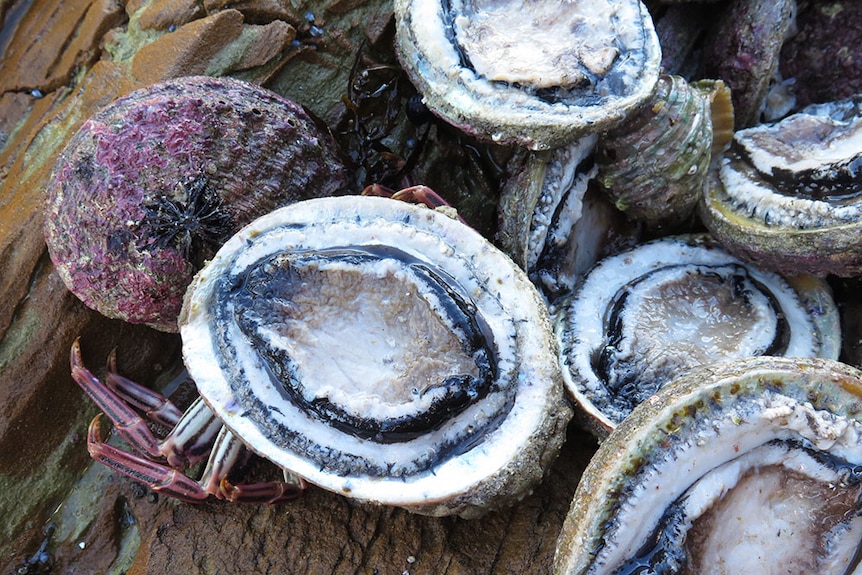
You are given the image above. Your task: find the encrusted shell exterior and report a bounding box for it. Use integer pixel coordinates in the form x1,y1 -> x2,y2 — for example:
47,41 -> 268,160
595,74 -> 713,230
700,0 -> 796,127
44,76 -> 350,332
779,0 -> 862,109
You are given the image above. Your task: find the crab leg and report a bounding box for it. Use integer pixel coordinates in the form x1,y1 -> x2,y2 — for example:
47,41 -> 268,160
73,338 -> 306,503
361,184 -> 469,225
199,426 -> 246,497
71,338 -> 221,467
87,414 -> 211,502
105,350 -> 183,427
71,338 -> 166,460
158,397 -> 224,468
200,427 -> 307,503
221,473 -> 307,504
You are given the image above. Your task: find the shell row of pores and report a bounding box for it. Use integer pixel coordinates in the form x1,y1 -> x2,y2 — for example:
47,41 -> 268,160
40,0 -> 862,574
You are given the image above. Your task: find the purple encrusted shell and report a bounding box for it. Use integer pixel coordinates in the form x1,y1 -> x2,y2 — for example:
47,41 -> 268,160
44,76 -> 350,332
779,1 -> 862,109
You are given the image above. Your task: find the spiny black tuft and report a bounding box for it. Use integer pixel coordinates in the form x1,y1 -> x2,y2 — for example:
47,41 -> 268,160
142,174 -> 232,266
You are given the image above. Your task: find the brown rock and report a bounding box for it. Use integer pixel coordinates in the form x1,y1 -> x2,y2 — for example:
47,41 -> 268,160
131,9 -> 246,82
0,0 -> 126,93
229,20 -> 297,71
129,9 -> 295,82
127,0 -> 205,31
204,0 -> 304,25
125,428 -> 593,575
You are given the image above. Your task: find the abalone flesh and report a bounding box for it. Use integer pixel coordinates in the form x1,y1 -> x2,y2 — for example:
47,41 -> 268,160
555,356 -> 862,575
180,195 -> 572,517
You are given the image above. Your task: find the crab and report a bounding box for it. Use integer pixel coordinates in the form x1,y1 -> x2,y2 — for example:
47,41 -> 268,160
70,338 -> 307,503
67,189 -> 465,505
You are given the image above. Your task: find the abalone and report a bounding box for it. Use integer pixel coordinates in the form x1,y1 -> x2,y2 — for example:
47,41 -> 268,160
555,356 -> 862,575
700,94 -> 862,277
180,195 -> 572,517
555,234 -> 840,437
393,0 -> 662,149
595,75 -> 728,231
43,76 -> 349,332
496,135 -> 639,301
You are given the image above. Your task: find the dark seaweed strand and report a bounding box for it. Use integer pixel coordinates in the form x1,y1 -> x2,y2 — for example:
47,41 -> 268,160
592,264 -> 790,416
612,438 -> 862,575
141,174 -> 232,266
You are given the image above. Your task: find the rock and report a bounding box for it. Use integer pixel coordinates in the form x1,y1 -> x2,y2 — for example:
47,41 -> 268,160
127,0 -> 204,31
125,428 -> 593,575
699,0 -> 795,127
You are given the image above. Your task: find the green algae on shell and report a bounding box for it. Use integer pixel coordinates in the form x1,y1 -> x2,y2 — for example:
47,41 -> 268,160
43,76 -> 350,332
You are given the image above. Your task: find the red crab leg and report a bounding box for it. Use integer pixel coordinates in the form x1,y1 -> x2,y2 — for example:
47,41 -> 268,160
199,426 -> 246,497
71,338 -> 166,460
71,339 -> 220,468
106,350 -> 183,428
362,184 -> 469,225
221,474 -> 307,504
87,414 -> 211,503
200,427 -> 306,503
